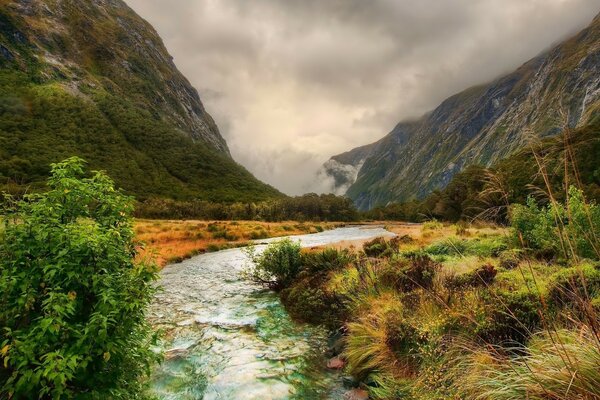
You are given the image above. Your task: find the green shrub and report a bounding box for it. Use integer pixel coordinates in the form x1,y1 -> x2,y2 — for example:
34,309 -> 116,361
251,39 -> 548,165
477,289 -> 542,343
249,229 -> 268,240
244,238 -> 302,290
445,264 -> 498,289
301,248 -> 352,273
380,254 -> 440,292
511,188 -> 600,261
363,236 -> 399,258
0,157 -> 158,399
546,264 -> 600,311
280,282 -> 349,329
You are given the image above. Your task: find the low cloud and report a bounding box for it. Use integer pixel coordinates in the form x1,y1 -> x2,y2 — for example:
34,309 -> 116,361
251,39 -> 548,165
126,0 -> 600,195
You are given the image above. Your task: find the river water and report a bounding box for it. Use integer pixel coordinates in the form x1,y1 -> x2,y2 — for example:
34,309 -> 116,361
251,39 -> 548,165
149,226 -> 394,400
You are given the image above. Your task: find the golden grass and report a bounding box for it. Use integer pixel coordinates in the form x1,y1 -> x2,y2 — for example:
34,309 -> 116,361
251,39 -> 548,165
134,219 -> 341,267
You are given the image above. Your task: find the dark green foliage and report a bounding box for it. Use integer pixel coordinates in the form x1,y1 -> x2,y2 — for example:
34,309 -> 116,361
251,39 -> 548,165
445,264 -> 498,289
245,239 -> 302,290
365,122 -> 600,222
512,187 -> 600,261
0,76 -> 281,203
301,248 -> 352,273
363,236 -> 408,258
0,157 -> 158,399
477,289 -> 542,343
363,237 -> 393,258
380,254 -> 440,292
546,264 -> 600,310
134,193 -> 359,222
280,283 -> 349,330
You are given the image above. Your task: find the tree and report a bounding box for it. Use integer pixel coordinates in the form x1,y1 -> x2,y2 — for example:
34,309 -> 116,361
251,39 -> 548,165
0,157 -> 159,399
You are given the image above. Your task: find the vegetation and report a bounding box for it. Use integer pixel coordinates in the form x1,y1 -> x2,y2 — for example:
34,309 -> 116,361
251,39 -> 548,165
367,122 -> 600,223
244,238 -> 303,290
0,4 -> 281,204
251,189 -> 600,399
135,219 -> 340,267
134,193 -> 359,222
0,158 -> 158,399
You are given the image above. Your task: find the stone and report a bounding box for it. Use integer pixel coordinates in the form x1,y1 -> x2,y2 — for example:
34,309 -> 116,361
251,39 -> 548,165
343,388 -> 369,400
326,356 -> 345,369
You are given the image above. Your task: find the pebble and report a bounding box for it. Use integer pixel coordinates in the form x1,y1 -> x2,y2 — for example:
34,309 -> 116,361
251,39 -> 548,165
327,356 -> 345,369
343,388 -> 369,400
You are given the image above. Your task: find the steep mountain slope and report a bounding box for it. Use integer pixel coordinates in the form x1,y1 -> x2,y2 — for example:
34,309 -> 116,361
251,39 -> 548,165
0,0 -> 281,202
324,12 -> 600,210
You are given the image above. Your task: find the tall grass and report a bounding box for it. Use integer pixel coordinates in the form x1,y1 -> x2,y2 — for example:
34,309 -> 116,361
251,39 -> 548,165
458,327 -> 600,400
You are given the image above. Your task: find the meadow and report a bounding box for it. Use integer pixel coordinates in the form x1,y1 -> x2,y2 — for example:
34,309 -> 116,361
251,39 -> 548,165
134,219 -> 342,266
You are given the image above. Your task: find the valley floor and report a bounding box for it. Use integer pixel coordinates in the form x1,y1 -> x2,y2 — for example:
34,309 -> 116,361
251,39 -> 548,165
134,219 -> 342,266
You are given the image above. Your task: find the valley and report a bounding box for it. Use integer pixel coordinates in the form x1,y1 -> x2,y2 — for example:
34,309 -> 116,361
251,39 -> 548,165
0,1 -> 598,400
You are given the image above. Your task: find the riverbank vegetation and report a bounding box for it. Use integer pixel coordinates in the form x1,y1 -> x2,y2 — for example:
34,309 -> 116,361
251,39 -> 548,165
252,187 -> 600,399
0,158 -> 158,399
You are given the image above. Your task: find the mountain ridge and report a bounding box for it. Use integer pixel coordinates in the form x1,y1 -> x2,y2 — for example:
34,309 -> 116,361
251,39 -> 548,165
0,0 -> 282,202
323,11 -> 600,210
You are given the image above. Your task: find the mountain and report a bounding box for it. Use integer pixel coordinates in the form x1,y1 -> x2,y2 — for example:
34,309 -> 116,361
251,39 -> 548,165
323,12 -> 600,210
0,0 -> 281,202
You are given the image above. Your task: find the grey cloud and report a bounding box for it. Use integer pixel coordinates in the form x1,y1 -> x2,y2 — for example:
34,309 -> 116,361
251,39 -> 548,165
126,0 -> 600,195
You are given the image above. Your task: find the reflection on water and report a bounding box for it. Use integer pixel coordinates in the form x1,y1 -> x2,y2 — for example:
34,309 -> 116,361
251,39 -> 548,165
149,226 -> 394,399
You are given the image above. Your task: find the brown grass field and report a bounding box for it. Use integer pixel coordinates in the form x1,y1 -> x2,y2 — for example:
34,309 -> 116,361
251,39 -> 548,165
134,219 -> 343,267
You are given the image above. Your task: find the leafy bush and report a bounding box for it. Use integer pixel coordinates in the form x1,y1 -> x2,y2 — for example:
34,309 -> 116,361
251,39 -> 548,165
546,264 -> 600,311
0,157 -> 158,399
363,236 -> 401,258
281,283 -> 349,329
244,238 -> 302,290
380,254 -> 440,292
445,264 -> 498,289
477,289 -> 542,343
512,188 -> 600,261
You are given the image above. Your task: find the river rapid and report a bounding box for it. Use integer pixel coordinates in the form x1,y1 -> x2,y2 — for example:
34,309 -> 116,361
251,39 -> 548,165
149,226 -> 394,400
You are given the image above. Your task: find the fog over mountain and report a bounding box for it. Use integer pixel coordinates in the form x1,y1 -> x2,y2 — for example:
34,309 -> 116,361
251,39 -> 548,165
127,0 -> 600,195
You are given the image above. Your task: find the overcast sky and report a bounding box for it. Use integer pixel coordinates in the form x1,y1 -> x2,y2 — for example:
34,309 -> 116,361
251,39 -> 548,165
127,0 -> 600,195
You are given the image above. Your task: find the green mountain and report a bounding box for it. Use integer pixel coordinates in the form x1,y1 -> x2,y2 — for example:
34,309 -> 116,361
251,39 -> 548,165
0,0 -> 281,202
324,12 -> 600,210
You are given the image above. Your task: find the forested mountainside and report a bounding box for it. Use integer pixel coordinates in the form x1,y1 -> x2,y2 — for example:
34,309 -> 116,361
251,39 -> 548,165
324,12 -> 600,210
0,0 -> 281,202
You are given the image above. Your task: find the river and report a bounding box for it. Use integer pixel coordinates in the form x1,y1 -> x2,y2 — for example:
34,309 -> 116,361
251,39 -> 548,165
149,226 -> 394,399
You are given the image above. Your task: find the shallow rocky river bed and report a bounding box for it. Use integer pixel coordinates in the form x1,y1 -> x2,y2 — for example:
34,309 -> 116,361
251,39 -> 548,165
149,226 -> 394,399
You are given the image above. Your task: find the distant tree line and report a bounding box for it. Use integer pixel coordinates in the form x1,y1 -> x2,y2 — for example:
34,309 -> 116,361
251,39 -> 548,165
134,193 -> 360,222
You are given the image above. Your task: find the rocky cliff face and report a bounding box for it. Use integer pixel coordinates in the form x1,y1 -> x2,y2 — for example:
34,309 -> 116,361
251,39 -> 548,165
324,12 -> 600,210
2,0 -> 229,154
0,0 -> 281,201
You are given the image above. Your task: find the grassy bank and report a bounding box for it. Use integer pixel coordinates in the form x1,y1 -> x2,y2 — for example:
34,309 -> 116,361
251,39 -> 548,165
246,200 -> 600,399
134,219 -> 342,267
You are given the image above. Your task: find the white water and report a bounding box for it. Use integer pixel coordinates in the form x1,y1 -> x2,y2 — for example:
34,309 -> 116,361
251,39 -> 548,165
149,226 -> 394,399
